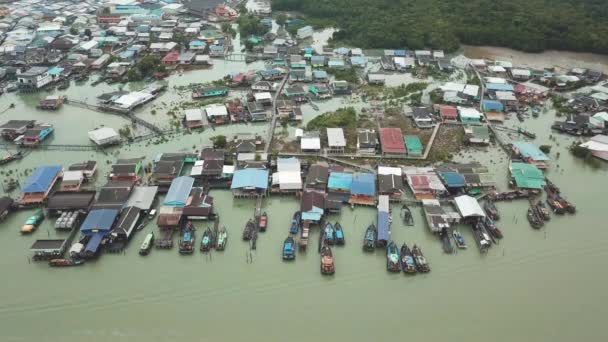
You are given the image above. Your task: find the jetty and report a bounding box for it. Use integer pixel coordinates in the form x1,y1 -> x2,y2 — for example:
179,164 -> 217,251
263,75 -> 289,154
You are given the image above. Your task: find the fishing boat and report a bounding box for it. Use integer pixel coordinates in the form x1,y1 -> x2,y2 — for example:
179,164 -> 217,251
49,258 -> 84,267
400,243 -> 416,274
200,227 -> 212,252
536,201 -> 551,221
483,200 -> 500,220
401,204 -> 414,226
334,222 -> 345,245
179,222 -> 195,254
57,81 -> 70,90
363,223 -> 377,252
482,217 -> 503,239
259,212 -> 268,232
452,230 -> 467,249
20,209 -> 44,234
527,207 -> 543,229
386,241 -> 400,272
139,232 -> 154,255
411,245 -> 430,273
532,106 -> 541,117
289,211 -> 300,235
282,236 -> 296,260
216,226 -> 227,251
0,151 -> 23,166
323,222 -> 336,245
320,245 -> 335,275
517,127 -> 537,139
242,219 -> 255,241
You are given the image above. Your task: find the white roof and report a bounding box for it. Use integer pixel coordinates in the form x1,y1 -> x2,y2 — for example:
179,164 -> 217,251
495,91 -> 517,101
495,60 -> 513,68
190,165 -> 203,176
301,136 -> 321,150
470,59 -> 486,67
512,68 -> 531,77
485,77 -> 507,84
295,128 -> 304,138
277,158 -> 301,173
454,195 -> 485,218
205,104 -> 228,117
222,165 -> 235,174
326,128 -> 346,147
378,166 -> 402,176
592,112 -> 608,121
88,127 -> 119,141
458,107 -> 483,119
162,4 -> 183,10
433,50 -> 445,58
441,82 -> 465,92
78,40 -> 97,51
114,92 -> 153,109
254,92 -> 272,101
62,170 -> 84,182
394,57 -> 415,67
590,93 -> 608,101
488,65 -> 506,73
185,108 -> 203,121
580,140 -> 608,152
463,85 -> 479,97
274,171 -> 302,190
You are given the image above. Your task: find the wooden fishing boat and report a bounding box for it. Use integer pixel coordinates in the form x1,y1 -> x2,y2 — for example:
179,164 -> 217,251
401,204 -> 414,226
20,209 -> 44,234
200,227 -> 212,252
0,151 -> 23,166
452,230 -> 467,249
179,222 -> 195,254
139,232 -> 154,255
289,211 -> 300,235
386,241 -> 400,272
323,222 -> 336,245
536,201 -> 551,221
483,200 -> 500,220
527,207 -> 543,229
216,226 -> 227,251
258,212 -> 268,232
400,243 -> 416,274
49,258 -> 84,267
363,223 -> 377,252
320,245 -> 335,275
282,236 -> 296,260
412,245 -> 430,273
334,222 -> 345,245
482,217 -> 503,239
242,219 -> 255,241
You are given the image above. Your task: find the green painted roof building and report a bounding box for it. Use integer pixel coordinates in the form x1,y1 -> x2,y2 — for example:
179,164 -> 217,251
404,135 -> 423,156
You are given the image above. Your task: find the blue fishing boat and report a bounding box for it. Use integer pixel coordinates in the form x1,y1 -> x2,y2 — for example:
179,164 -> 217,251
452,230 -> 467,249
323,222 -> 336,245
400,243 -> 416,274
200,227 -> 212,253
334,222 -> 345,245
386,241 -> 400,272
363,223 -> 376,252
282,236 -> 295,260
289,211 -> 301,235
179,222 -> 195,254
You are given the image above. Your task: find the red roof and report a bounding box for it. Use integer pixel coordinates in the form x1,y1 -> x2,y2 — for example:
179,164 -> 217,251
410,175 -> 430,190
162,51 -> 179,63
379,128 -> 406,154
436,105 -> 457,118
514,84 -> 527,94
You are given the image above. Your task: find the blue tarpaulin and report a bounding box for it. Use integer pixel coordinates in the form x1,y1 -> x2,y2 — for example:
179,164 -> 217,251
351,173 -> 376,196
164,176 -> 194,207
47,67 -> 64,75
22,165 -> 62,193
377,211 -> 390,242
80,209 -> 118,235
85,232 -> 105,254
482,99 -> 504,112
441,171 -> 466,188
230,169 -> 269,190
328,172 -> 352,191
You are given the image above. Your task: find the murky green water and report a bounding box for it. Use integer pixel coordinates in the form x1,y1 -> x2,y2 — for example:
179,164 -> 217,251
0,48 -> 607,341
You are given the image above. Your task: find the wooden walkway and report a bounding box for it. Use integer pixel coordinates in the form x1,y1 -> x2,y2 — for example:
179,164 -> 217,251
264,76 -> 289,154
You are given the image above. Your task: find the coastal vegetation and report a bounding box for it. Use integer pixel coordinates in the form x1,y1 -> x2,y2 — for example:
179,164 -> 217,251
306,107 -> 357,131
210,135 -> 228,149
272,0 -> 608,53
326,68 -> 360,84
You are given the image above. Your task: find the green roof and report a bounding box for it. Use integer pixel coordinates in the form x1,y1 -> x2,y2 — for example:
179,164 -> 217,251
404,135 -> 423,154
510,162 -> 546,189
472,126 -> 490,139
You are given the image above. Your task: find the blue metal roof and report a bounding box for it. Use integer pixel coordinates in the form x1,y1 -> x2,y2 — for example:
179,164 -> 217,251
190,40 -> 206,47
80,209 -> 119,235
377,211 -> 390,241
47,67 -> 64,75
119,50 -> 135,59
313,70 -> 328,78
350,56 -> 367,66
486,83 -> 514,92
512,142 -> 550,161
482,99 -> 504,112
164,176 -> 194,207
328,172 -> 352,191
22,165 -> 62,193
441,171 -> 466,187
230,169 -> 269,190
351,173 -> 376,196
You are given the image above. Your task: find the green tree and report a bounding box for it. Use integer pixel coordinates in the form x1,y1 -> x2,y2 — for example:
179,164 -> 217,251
69,26 -> 78,35
276,13 -> 288,27
127,68 -> 142,81
84,28 -> 92,37
210,135 -> 227,149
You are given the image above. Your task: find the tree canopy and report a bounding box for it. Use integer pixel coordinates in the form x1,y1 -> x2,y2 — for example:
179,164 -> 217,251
272,0 -> 608,53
